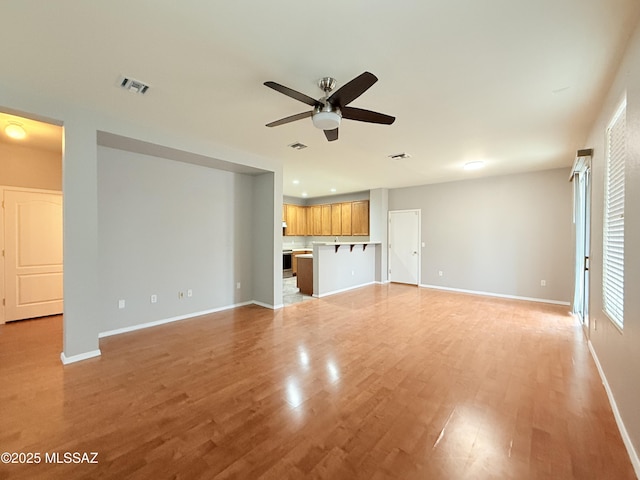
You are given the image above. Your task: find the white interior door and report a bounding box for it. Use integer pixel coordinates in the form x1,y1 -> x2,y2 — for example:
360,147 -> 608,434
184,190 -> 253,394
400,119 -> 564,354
3,189 -> 63,322
389,209 -> 420,285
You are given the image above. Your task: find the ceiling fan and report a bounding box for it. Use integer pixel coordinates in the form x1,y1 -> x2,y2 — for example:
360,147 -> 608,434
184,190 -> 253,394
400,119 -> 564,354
264,71 -> 395,142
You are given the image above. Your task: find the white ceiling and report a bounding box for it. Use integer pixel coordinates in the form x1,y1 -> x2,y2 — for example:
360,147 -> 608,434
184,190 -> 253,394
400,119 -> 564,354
1,1 -> 638,197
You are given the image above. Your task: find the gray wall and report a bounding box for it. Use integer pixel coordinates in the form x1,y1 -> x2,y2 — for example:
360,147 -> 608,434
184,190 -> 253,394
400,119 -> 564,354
389,168 -> 572,303
1,83 -> 281,360
252,172 -> 277,307
586,18 -> 640,465
369,188 -> 389,282
98,146 -> 255,332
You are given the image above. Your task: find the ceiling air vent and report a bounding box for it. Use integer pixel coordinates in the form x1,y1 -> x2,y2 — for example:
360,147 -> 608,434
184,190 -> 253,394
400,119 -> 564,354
288,142 -> 307,150
388,152 -> 411,160
120,77 -> 150,94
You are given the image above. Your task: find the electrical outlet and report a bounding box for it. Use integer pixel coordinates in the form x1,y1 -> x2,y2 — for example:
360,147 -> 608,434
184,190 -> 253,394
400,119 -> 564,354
178,291 -> 184,299
118,299 -> 125,309
541,280 -> 546,287
351,270 -> 355,276
150,294 -> 157,304
236,282 -> 241,289
438,271 -> 443,277
187,289 -> 193,298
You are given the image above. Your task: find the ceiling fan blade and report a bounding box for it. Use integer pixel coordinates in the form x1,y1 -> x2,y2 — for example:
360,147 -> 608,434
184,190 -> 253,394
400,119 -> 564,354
342,106 -> 395,125
327,72 -> 378,108
266,111 -> 312,127
324,128 -> 339,142
264,81 -> 319,107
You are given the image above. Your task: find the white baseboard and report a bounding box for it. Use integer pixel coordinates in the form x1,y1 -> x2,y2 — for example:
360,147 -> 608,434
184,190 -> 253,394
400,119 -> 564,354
419,284 -> 570,306
588,340 -> 640,477
253,300 -> 282,310
314,281 -> 376,298
99,301 -> 254,338
60,349 -> 101,365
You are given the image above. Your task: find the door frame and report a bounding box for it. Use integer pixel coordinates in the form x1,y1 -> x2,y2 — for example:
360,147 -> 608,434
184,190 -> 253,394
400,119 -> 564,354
570,149 -> 592,335
388,209 -> 421,285
0,185 -> 63,324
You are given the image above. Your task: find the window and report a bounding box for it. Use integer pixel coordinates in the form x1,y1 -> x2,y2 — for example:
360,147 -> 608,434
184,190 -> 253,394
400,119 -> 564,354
603,98 -> 626,329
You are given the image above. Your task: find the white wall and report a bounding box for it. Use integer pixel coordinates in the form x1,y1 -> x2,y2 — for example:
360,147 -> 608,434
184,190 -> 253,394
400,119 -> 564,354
389,168 -> 572,303
98,146 -> 256,332
585,18 -> 640,471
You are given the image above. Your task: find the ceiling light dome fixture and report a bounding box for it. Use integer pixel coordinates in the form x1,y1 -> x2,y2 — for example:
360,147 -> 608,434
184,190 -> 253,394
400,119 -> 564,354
5,123 -> 26,140
312,107 -> 342,131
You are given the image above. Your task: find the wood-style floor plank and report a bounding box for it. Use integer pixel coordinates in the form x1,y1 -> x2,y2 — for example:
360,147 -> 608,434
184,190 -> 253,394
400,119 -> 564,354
0,284 -> 635,479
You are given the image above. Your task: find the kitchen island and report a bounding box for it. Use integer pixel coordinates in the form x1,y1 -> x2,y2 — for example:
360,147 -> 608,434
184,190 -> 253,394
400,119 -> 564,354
311,241 -> 383,297
296,254 -> 313,295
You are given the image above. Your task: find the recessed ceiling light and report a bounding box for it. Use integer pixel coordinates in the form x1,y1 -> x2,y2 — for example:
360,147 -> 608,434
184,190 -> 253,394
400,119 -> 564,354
293,180 -> 300,184
301,192 -> 308,197
5,123 -> 26,140
288,142 -> 307,150
464,161 -> 485,171
330,188 -> 337,193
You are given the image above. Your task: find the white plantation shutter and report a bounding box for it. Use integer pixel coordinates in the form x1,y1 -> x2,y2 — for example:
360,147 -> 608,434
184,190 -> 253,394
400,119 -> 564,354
603,99 -> 626,329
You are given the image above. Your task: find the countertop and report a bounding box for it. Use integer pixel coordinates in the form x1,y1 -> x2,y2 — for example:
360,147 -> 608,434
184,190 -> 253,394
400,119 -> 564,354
297,254 -> 313,259
313,241 -> 382,246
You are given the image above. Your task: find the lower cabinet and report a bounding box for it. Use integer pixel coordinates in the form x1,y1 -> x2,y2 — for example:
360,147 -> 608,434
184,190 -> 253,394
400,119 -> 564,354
296,256 -> 313,295
292,250 -> 312,275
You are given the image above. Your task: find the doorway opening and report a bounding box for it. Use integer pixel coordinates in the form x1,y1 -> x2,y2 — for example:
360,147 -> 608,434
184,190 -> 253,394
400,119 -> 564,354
0,111 -> 63,325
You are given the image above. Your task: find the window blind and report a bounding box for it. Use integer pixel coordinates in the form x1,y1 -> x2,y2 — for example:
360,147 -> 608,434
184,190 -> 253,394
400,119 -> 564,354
603,100 -> 626,329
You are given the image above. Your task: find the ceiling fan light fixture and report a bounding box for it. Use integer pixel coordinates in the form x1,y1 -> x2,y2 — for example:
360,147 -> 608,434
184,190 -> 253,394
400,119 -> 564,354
312,110 -> 341,130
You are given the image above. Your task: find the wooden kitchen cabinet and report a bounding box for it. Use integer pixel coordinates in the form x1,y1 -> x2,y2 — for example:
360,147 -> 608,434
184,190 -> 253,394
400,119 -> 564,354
296,206 -> 307,236
312,205 -> 322,235
321,205 -> 332,236
341,202 -> 352,236
296,256 -> 313,295
284,204 -> 309,236
291,250 -> 312,275
351,201 -> 369,236
306,206 -> 314,235
284,204 -> 297,236
284,200 -> 369,237
331,204 -> 342,235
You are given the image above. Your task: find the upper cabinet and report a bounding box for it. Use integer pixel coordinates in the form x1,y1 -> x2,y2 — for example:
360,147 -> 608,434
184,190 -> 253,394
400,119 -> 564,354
283,200 -> 369,236
340,202 -> 352,236
351,201 -> 369,236
311,205 -> 322,236
331,204 -> 342,236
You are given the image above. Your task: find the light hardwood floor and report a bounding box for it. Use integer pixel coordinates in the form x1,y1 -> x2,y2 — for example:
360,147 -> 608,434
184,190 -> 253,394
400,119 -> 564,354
0,284 -> 635,479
